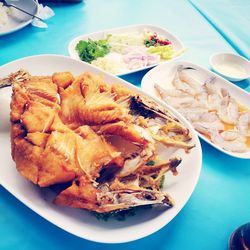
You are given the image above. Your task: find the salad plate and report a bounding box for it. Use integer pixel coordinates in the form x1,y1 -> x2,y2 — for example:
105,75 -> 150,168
141,60 -> 250,159
68,24 -> 185,76
0,0 -> 38,36
0,55 -> 201,243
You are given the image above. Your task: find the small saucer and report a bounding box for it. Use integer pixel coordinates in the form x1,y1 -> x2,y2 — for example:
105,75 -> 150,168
209,53 -> 250,82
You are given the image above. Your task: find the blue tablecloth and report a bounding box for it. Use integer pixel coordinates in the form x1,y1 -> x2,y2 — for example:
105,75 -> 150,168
1,1 -> 250,249
190,0 -> 250,60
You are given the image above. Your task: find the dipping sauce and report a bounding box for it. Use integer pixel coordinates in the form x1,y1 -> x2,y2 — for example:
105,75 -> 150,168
214,62 -> 248,78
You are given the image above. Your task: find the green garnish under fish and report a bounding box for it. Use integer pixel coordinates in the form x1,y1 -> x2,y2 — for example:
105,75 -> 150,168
146,160 -> 155,166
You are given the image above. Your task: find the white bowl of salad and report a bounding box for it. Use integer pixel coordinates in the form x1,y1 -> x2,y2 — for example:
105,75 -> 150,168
68,24 -> 185,76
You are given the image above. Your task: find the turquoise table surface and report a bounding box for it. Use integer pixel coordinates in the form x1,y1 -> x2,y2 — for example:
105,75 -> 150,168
1,1 -> 250,249
190,0 -> 250,60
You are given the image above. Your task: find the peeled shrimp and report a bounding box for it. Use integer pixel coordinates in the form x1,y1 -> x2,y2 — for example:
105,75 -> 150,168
192,120 -> 224,137
200,112 -> 220,123
237,112 -> 250,136
165,96 -> 198,109
217,97 -> 239,125
178,108 -> 208,122
178,70 -> 203,95
155,83 -> 189,98
191,111 -> 223,137
210,131 -> 248,153
172,66 -> 202,96
220,130 -> 239,141
196,89 -> 209,108
204,83 -> 223,111
154,84 -> 193,108
204,82 -> 220,96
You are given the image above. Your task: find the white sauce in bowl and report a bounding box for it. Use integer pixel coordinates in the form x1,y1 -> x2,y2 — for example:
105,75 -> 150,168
214,62 -> 248,78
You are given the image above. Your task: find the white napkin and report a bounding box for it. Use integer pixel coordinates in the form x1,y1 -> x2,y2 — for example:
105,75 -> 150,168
31,2 -> 55,28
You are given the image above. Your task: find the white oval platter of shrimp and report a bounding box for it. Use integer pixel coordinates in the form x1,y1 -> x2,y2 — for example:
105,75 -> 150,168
141,60 -> 250,159
0,55 -> 202,243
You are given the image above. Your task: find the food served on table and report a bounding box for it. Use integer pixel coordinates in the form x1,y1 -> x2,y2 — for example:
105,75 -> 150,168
0,3 -> 10,27
5,69 -> 194,217
75,30 -> 183,74
155,65 -> 250,153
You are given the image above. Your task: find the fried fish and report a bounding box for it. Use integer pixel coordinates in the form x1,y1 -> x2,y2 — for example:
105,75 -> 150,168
7,70 -> 195,214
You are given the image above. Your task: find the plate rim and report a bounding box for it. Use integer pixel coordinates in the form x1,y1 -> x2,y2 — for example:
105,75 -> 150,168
0,54 -> 202,243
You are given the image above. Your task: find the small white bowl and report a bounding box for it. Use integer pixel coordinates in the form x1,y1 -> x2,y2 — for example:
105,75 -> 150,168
209,53 -> 250,82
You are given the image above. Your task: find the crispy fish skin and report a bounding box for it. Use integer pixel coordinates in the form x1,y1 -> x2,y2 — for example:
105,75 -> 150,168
60,73 -> 130,126
21,102 -> 56,133
9,70 -> 194,214
10,75 -> 59,123
59,76 -> 85,126
54,176 -> 99,211
52,72 -> 74,89
13,137 -> 42,184
25,132 -> 50,148
38,132 -> 78,187
10,84 -> 30,122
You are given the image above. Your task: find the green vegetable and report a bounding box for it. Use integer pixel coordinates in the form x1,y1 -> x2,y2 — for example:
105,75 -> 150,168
148,45 -> 174,60
75,38 -> 111,63
92,205 -> 153,221
144,38 -> 158,47
159,175 -> 165,189
92,208 -> 136,221
146,160 -> 155,166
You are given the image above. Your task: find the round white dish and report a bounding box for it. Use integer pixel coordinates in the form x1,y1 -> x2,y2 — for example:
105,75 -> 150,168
141,60 -> 250,159
0,0 -> 38,36
0,55 -> 201,243
68,24 -> 185,76
209,53 -> 250,82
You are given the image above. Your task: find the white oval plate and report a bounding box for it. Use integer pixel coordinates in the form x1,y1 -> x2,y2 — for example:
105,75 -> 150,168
0,0 -> 38,36
0,55 -> 201,243
68,24 -> 185,76
141,60 -> 250,159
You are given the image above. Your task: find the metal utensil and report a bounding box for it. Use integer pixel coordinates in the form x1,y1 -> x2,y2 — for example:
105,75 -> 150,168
0,0 -> 43,21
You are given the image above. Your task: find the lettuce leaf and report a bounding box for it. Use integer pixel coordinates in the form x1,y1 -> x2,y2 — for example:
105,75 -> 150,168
76,38 -> 110,63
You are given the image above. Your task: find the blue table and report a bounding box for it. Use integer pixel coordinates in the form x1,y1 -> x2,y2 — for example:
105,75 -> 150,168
1,1 -> 250,249
190,0 -> 250,60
